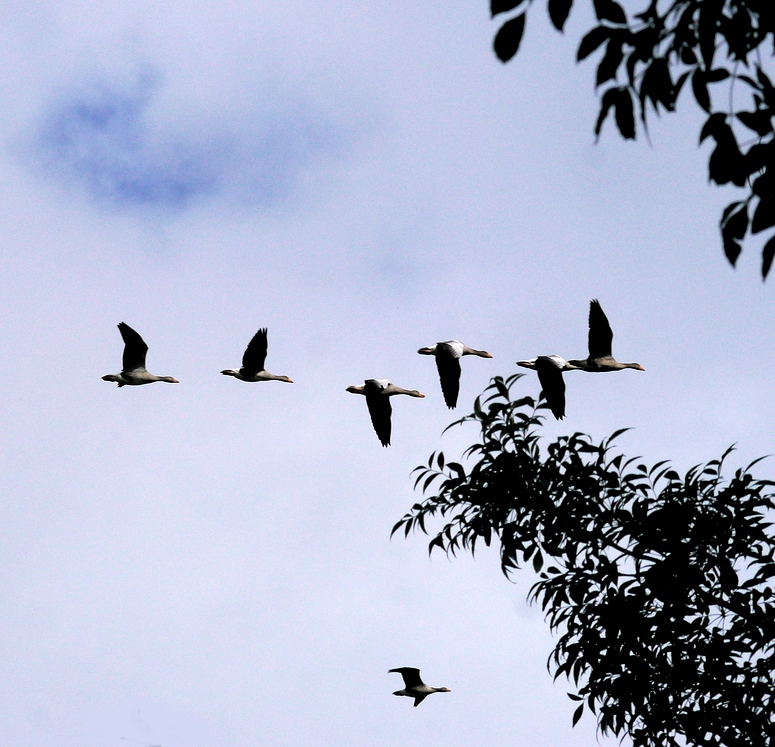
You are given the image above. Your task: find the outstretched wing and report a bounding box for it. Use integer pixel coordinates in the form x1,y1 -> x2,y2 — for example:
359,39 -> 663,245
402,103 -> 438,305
588,299 -> 613,360
413,694 -> 429,707
389,667 -> 424,688
535,357 -> 566,420
435,345 -> 462,409
242,328 -> 268,376
366,393 -> 392,447
118,323 -> 148,372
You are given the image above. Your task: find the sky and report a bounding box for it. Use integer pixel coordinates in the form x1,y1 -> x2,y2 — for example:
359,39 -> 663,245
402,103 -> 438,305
0,1 -> 773,746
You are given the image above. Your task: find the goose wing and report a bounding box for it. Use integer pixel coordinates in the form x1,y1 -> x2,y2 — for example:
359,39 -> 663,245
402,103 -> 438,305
588,300 -> 613,360
366,391 -> 392,447
435,344 -> 462,409
242,328 -> 268,376
118,323 -> 148,372
535,356 -> 567,420
389,667 -> 424,688
413,694 -> 429,707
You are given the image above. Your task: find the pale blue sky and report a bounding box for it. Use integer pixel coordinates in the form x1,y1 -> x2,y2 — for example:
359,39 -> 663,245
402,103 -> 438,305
0,1 -> 772,746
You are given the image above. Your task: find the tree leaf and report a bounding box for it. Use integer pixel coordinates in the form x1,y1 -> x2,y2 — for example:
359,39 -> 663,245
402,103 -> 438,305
721,203 -> 748,266
705,68 -> 730,83
548,0 -> 573,31
572,703 -> 584,726
640,58 -> 674,112
709,139 -> 745,187
596,39 -> 624,87
491,0 -> 527,17
699,112 -> 727,143
614,88 -> 635,139
692,69 -> 711,112
593,0 -> 626,25
752,196 -> 775,234
595,87 -> 619,136
698,0 -> 723,69
494,14 -> 526,63
737,110 -> 774,137
578,26 -> 611,61
763,235 -> 775,279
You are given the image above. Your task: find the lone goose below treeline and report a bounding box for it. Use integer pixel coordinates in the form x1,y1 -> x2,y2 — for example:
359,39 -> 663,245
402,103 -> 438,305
418,340 -> 492,409
389,667 -> 451,707
102,323 -> 179,387
346,379 -> 424,446
221,328 -> 293,383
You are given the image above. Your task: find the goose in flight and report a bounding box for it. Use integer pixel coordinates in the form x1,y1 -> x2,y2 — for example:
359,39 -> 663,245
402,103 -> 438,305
568,300 -> 645,372
517,355 -> 580,420
418,341 -> 492,409
102,323 -> 179,387
346,379 -> 424,446
389,667 -> 451,707
221,328 -> 293,383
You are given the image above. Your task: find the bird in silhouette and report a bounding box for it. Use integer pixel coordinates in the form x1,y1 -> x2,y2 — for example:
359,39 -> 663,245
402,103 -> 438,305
221,328 -> 293,383
346,379 -> 424,446
389,667 -> 451,707
418,340 -> 492,408
102,323 -> 179,387
568,300 -> 645,372
517,355 -> 580,419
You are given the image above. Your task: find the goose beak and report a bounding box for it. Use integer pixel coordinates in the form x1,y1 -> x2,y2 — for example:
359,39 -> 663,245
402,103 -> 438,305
170,378 -> 180,383
637,365 -> 645,371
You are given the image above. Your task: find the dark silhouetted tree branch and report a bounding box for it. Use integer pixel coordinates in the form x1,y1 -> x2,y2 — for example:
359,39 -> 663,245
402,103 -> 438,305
394,373 -> 775,746
491,0 -> 775,277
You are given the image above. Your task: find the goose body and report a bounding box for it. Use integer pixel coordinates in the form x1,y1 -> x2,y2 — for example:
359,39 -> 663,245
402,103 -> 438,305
221,328 -> 293,383
102,323 -> 179,387
389,667 -> 450,707
517,355 -> 580,420
418,340 -> 492,409
568,300 -> 644,372
346,379 -> 424,447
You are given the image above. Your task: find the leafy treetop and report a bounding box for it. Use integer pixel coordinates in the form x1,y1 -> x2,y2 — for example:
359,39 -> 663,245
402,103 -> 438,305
490,0 -> 775,278
395,373 -> 775,747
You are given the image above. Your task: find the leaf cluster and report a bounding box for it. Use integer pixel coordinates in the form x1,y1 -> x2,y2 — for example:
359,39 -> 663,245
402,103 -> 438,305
394,373 -> 775,746
490,0 -> 775,277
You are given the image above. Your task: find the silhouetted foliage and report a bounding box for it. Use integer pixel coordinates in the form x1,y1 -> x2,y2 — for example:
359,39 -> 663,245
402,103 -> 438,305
394,373 -> 775,746
490,0 -> 775,277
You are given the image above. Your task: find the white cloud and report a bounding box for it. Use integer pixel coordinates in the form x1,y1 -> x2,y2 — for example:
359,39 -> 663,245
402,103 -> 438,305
29,66 -> 345,213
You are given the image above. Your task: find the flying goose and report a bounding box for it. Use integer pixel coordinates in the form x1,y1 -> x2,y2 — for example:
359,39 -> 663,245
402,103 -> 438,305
346,379 -> 424,446
102,323 -> 179,387
418,340 -> 492,409
389,667 -> 451,707
517,355 -> 580,420
568,300 -> 645,372
221,328 -> 293,383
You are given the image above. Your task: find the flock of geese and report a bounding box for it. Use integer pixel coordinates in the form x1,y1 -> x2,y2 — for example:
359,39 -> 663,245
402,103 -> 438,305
100,300 -> 642,708
102,300 -> 643,447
